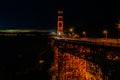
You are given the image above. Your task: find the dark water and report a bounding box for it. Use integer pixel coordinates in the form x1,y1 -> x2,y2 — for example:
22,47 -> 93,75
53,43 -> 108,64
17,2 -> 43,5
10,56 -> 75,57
0,33 -> 54,80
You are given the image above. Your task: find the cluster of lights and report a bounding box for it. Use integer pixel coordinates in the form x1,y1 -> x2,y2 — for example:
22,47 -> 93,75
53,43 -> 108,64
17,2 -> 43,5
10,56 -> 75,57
68,23 -> 120,39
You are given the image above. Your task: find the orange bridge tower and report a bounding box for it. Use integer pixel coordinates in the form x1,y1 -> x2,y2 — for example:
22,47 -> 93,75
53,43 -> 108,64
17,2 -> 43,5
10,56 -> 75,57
57,9 -> 64,36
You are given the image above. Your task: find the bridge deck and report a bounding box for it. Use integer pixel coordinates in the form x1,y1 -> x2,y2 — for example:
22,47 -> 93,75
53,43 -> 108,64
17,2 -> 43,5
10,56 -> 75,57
55,37 -> 120,47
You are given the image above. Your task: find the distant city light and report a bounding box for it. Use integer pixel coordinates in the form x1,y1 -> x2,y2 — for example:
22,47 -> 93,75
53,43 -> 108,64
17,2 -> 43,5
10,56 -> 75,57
50,32 -> 56,35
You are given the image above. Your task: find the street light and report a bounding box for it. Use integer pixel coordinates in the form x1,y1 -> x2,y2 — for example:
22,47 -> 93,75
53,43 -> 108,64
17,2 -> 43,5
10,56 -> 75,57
69,28 -> 74,32
69,28 -> 74,38
103,30 -> 108,39
82,31 -> 86,38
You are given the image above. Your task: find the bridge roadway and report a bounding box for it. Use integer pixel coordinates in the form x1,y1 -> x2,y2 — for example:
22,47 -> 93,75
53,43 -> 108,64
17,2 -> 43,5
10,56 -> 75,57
55,37 -> 120,47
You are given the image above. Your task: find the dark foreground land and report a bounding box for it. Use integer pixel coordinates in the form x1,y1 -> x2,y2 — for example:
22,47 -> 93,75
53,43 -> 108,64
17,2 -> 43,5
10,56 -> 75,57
0,32 -> 54,80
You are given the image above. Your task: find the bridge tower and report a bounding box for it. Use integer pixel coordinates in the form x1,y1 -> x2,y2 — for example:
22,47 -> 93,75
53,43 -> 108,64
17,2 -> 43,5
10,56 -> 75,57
57,9 -> 64,37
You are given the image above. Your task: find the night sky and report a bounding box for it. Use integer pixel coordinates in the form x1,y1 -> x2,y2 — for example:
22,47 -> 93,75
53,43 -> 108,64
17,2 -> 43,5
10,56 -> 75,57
0,0 -> 120,37
0,0 -> 57,29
